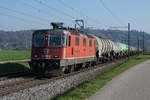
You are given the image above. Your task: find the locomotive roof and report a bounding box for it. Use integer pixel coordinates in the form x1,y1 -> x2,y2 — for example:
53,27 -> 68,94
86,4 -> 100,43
33,28 -> 94,38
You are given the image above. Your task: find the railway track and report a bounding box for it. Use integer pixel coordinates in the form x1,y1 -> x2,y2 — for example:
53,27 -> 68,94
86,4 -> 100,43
0,57 -> 129,97
0,76 -> 41,96
0,70 -> 32,81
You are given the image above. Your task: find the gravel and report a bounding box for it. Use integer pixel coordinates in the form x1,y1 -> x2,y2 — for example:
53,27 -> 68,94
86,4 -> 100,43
0,59 -> 126,100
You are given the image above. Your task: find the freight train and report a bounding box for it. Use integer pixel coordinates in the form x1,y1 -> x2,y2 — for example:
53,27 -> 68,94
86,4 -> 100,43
29,22 -> 138,75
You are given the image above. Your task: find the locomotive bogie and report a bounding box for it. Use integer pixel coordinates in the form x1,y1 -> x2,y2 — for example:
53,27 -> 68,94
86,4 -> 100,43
30,56 -> 96,74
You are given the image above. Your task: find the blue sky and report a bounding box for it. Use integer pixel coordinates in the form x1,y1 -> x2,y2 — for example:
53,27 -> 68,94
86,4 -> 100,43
0,0 -> 150,33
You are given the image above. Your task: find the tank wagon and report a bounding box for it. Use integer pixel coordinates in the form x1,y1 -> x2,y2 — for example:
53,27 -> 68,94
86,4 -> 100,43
119,43 -> 128,57
29,22 -> 138,75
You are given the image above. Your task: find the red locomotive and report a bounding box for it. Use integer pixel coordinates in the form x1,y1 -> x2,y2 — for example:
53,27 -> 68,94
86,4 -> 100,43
30,22 -> 96,74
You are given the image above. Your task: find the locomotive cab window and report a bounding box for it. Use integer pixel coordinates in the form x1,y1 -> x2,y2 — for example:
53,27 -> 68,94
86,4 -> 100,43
33,32 -> 45,47
49,34 -> 67,47
89,40 -> 92,47
75,37 -> 79,46
83,39 -> 86,46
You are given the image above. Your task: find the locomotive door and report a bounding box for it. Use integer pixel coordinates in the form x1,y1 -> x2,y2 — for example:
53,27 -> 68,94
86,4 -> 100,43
83,38 -> 86,57
67,35 -> 73,58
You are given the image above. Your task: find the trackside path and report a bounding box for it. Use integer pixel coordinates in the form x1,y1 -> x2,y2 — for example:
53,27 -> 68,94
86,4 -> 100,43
0,59 -> 30,64
87,60 -> 150,100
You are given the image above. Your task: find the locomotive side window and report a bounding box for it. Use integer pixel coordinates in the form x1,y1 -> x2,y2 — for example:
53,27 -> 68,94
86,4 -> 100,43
69,36 -> 71,47
83,39 -> 86,46
75,37 -> 79,46
89,40 -> 92,47
33,33 -> 45,47
49,34 -> 67,46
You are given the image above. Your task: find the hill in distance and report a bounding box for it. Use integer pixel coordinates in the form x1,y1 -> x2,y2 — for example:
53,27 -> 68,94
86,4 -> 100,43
0,29 -> 149,51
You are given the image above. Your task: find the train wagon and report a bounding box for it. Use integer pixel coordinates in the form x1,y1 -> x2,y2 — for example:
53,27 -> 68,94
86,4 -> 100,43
119,43 -> 128,56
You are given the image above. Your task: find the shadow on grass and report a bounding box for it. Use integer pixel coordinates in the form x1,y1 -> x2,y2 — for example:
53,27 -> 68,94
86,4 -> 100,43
135,56 -> 150,61
0,62 -> 33,80
146,57 -> 150,59
0,62 -> 30,79
135,58 -> 142,60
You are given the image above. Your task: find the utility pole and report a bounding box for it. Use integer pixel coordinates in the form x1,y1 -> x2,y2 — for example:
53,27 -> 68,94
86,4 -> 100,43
109,23 -> 131,59
128,23 -> 130,59
143,32 -> 145,53
137,33 -> 139,55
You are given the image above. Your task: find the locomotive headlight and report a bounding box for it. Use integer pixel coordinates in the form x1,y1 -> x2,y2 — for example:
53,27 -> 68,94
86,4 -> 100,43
54,56 -> 59,58
34,55 -> 38,58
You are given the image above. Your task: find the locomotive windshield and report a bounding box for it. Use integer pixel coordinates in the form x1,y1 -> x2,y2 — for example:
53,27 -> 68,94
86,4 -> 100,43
49,34 -> 67,47
33,33 -> 45,47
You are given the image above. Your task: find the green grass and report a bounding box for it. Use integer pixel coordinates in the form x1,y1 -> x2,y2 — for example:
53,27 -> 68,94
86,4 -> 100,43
0,61 -> 30,74
54,55 -> 150,100
0,50 -> 30,61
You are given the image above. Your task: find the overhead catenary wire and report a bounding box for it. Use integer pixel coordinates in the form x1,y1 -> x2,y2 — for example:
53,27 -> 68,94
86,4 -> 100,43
16,0 -> 72,22
0,11 -> 47,26
8,0 -> 108,29
56,0 -> 109,28
33,0 -> 75,20
56,0 -> 86,18
98,0 -> 124,26
0,0 -> 115,30
0,5 -> 50,24
16,0 -> 41,12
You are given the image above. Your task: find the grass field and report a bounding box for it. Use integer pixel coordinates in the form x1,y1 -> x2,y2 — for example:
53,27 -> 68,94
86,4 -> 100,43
0,50 -> 30,61
54,55 -> 150,100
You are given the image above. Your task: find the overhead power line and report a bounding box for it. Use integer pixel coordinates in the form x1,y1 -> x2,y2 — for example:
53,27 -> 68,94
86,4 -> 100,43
0,11 -> 47,26
56,0 -> 108,28
0,6 -> 49,25
98,0 -> 124,25
33,0 -> 75,20
16,0 -> 71,21
57,0 -> 87,18
57,0 -> 76,12
16,0 -> 40,12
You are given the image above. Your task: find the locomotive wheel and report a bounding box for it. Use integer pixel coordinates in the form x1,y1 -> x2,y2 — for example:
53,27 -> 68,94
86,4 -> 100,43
69,65 -> 75,72
31,66 -> 39,74
43,70 -> 51,77
61,67 -> 69,74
